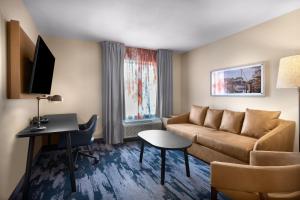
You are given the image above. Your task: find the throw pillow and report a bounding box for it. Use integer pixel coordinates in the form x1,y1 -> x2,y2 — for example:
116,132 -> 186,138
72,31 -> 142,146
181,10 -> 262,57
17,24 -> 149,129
241,108 -> 281,138
203,109 -> 224,129
219,110 -> 245,134
189,105 -> 209,126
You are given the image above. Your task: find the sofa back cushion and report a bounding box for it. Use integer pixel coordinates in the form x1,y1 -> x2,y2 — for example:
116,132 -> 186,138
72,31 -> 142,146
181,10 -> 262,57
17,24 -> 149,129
219,110 -> 245,134
204,109 -> 224,129
189,105 -> 209,126
241,108 -> 281,138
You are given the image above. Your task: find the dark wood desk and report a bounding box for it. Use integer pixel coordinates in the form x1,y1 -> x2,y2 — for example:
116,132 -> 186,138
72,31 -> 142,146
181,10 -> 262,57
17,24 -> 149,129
17,113 -> 79,199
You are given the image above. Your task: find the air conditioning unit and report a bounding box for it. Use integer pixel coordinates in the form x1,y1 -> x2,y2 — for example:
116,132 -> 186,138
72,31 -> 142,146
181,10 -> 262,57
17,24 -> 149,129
123,119 -> 162,138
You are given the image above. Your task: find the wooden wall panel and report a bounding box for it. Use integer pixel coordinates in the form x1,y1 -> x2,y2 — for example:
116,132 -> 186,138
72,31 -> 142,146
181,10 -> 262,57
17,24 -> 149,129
7,20 -> 21,98
7,20 -> 36,99
20,28 -> 35,94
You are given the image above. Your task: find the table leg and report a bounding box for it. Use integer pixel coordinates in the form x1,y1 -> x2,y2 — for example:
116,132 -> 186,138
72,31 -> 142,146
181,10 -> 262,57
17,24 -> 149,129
184,148 -> 190,177
23,136 -> 35,200
65,132 -> 76,192
161,149 -> 166,185
47,135 -> 51,145
139,140 -> 144,163
211,186 -> 218,200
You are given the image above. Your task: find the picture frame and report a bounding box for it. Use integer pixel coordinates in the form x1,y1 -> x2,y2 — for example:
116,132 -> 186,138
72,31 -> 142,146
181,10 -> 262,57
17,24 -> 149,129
211,63 -> 264,96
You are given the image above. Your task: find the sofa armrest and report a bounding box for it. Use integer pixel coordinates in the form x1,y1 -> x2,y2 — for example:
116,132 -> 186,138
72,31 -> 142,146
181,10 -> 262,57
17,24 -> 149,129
254,120 -> 295,152
211,161 -> 300,193
166,113 -> 190,124
250,151 -> 300,166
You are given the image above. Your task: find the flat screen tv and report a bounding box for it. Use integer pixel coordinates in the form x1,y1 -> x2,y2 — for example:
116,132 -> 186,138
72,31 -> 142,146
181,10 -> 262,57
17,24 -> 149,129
29,35 -> 55,94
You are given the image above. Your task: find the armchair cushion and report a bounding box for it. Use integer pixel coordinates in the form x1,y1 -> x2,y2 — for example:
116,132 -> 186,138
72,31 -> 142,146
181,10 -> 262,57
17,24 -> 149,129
241,108 -> 281,138
203,109 -> 224,129
219,110 -> 245,134
189,105 -> 209,126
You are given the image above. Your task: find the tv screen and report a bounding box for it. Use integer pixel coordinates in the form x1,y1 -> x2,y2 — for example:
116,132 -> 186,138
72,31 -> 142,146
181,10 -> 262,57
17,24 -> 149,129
29,36 -> 55,94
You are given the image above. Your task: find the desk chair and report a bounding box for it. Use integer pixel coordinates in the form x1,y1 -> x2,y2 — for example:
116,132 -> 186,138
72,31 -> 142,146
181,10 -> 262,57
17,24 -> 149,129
59,115 -> 99,168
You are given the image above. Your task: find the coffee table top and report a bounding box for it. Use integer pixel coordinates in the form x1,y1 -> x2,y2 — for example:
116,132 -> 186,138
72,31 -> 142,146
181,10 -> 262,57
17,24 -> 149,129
138,130 -> 192,150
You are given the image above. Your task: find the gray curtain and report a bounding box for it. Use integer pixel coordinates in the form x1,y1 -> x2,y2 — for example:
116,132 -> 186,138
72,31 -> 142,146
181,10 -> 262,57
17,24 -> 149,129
157,49 -> 173,117
101,41 -> 125,144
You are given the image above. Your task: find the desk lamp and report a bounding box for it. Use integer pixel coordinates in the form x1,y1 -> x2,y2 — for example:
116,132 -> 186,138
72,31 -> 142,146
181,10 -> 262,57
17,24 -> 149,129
30,95 -> 63,132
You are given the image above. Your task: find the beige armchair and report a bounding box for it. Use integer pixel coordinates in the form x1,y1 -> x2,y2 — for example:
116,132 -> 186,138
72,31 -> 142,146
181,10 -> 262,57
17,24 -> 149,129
210,151 -> 300,200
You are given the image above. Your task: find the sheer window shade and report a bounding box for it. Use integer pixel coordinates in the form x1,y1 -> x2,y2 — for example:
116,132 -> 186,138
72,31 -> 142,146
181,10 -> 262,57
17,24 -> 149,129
124,47 -> 157,120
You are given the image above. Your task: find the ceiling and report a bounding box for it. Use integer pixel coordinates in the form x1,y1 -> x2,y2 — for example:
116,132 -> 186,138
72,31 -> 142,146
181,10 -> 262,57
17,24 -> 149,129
24,0 -> 300,52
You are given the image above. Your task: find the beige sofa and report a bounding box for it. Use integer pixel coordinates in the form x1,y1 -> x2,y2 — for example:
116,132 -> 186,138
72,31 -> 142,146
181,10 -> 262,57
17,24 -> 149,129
166,105 -> 295,164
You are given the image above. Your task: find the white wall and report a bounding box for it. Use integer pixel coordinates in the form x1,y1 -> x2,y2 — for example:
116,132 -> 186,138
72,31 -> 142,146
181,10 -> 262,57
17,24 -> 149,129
182,9 -> 300,151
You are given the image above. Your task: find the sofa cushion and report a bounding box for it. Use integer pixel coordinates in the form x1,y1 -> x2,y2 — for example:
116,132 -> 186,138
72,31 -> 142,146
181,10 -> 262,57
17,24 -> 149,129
167,123 -> 215,142
196,130 -> 257,162
189,105 -> 209,126
241,108 -> 281,138
219,110 -> 245,134
204,109 -> 224,129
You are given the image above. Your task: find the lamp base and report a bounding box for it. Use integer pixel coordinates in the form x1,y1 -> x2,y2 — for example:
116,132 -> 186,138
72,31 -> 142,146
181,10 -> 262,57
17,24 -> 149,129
30,126 -> 46,132
32,116 -> 49,124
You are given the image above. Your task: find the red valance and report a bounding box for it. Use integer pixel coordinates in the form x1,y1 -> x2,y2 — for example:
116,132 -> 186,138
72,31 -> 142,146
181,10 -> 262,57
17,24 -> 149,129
125,47 -> 157,63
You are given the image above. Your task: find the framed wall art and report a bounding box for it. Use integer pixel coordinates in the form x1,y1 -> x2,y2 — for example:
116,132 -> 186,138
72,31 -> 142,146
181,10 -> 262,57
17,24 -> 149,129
211,63 -> 264,96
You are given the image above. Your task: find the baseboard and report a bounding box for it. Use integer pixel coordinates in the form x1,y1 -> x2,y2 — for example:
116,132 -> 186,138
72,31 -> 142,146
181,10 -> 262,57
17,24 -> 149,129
94,137 -> 139,144
124,137 -> 139,142
9,147 -> 43,200
9,176 -> 24,200
94,137 -> 104,144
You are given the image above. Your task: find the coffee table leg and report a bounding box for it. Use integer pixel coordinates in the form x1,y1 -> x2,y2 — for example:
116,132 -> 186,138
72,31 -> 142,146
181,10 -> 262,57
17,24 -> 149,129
184,148 -> 190,177
161,149 -> 166,185
139,140 -> 144,163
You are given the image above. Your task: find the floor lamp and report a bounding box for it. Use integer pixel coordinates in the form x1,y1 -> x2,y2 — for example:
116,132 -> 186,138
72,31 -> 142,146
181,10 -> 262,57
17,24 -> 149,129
277,55 -> 300,152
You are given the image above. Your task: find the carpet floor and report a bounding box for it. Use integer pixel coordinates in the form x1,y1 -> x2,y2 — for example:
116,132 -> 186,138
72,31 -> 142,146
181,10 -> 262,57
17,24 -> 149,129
27,141 -> 229,200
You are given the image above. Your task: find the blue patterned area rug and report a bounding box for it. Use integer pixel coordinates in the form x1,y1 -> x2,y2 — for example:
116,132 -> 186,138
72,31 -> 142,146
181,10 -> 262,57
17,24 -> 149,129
28,141 -> 229,200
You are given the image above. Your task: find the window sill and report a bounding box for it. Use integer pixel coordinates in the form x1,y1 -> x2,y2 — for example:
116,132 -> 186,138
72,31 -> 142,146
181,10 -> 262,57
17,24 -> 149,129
123,118 -> 161,125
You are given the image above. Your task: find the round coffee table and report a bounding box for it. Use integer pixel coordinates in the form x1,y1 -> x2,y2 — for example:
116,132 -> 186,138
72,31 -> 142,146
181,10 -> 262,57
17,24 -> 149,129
138,130 -> 192,185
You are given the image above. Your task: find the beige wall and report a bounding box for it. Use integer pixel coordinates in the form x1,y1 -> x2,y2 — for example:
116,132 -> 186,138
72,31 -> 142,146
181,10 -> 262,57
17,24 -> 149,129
173,53 -> 182,114
0,0 -> 40,199
42,37 -> 102,137
182,9 -> 300,151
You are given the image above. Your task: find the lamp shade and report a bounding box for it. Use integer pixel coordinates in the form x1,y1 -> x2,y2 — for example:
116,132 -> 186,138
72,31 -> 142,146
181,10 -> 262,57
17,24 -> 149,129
277,55 -> 300,88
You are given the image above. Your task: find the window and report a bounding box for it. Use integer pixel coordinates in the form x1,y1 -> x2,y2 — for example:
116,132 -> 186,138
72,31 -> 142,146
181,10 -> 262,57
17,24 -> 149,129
124,47 -> 157,121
